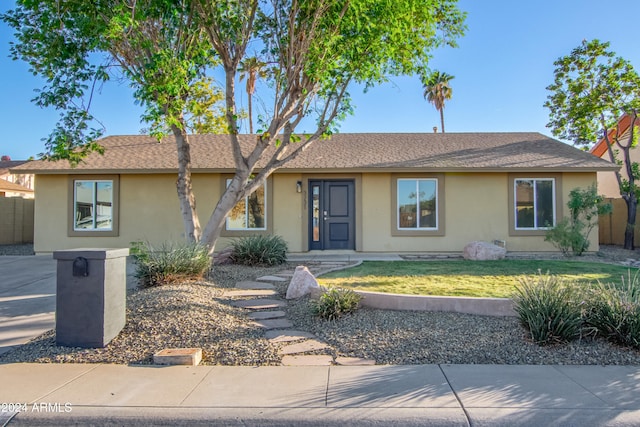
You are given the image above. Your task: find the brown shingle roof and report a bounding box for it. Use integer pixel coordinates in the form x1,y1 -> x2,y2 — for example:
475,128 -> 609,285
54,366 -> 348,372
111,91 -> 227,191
12,132 -> 617,174
1,160 -> 30,176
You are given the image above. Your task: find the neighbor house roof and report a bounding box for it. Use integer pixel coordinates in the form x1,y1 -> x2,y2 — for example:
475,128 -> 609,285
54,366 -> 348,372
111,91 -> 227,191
13,132 -> 618,174
590,114 -> 639,158
0,160 -> 30,176
0,178 -> 34,194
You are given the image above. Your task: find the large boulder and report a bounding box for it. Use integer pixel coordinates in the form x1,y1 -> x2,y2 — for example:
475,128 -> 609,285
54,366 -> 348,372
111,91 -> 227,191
463,241 -> 506,261
286,266 -> 322,299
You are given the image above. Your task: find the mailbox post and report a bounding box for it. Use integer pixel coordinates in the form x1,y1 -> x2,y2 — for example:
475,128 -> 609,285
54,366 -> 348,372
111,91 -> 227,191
53,248 -> 129,348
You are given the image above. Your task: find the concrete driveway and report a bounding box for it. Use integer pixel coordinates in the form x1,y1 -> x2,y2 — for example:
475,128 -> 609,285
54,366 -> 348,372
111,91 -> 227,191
0,255 -> 57,355
0,255 -> 138,355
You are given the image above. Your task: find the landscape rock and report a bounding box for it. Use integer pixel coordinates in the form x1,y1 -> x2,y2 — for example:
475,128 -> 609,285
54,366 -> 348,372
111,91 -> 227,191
463,241 -> 507,261
213,246 -> 234,265
286,266 -> 321,299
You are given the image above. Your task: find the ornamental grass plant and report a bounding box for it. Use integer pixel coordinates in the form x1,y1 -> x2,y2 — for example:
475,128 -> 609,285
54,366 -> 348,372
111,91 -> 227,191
230,235 -> 288,266
131,240 -> 212,287
311,288 -> 362,321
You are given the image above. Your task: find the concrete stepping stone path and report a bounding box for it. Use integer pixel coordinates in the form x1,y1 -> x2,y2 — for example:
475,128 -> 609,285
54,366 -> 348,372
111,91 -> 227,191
252,318 -> 294,330
255,275 -> 288,282
264,330 -> 316,343
335,357 -> 376,366
279,339 -> 331,355
235,281 -> 276,290
231,299 -> 286,310
222,289 -> 277,298
247,311 -> 286,320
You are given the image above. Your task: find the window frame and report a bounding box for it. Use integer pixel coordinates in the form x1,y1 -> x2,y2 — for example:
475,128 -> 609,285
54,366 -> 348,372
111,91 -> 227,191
391,173 -> 445,237
508,173 -> 562,236
67,175 -> 120,237
220,175 -> 273,237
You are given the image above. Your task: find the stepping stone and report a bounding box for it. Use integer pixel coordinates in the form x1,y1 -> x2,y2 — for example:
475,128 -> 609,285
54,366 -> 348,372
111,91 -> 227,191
248,310 -> 286,320
279,339 -> 331,355
231,299 -> 286,310
335,357 -> 376,366
252,318 -> 294,329
281,355 -> 333,366
265,330 -> 316,343
223,289 -> 277,297
236,281 -> 275,290
276,272 -> 295,277
256,275 -> 288,282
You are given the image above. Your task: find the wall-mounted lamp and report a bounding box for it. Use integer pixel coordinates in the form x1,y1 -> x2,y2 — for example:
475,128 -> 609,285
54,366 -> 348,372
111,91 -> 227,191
296,181 -> 302,193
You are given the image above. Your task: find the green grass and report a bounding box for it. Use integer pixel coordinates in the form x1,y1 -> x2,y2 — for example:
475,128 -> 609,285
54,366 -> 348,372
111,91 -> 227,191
317,260 -> 634,298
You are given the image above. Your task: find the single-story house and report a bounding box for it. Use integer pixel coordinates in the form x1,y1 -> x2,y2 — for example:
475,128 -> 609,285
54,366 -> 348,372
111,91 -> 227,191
1,159 -> 34,199
13,132 -> 617,254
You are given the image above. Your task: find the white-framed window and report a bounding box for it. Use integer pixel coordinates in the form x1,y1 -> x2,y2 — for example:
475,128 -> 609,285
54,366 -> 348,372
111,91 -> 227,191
73,180 -> 114,231
226,179 -> 267,230
514,178 -> 555,230
397,178 -> 438,230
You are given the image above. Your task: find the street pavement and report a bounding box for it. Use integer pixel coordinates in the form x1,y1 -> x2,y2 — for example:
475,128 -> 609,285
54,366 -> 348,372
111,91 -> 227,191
1,254 -> 640,426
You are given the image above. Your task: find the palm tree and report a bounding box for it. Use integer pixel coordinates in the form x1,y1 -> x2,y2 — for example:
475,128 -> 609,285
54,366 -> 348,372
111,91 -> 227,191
422,71 -> 454,133
238,57 -> 267,134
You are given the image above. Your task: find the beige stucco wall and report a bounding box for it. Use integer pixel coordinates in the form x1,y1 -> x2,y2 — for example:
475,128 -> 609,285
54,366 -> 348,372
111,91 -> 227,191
32,171 -> 599,254
595,144 -> 639,198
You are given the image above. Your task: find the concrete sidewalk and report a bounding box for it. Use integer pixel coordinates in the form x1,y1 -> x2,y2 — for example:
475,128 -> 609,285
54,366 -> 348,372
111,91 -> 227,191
1,363 -> 639,426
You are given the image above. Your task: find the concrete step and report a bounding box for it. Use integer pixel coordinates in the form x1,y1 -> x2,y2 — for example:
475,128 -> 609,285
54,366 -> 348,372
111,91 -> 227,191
223,289 -> 277,298
335,357 -> 376,366
247,311 -> 286,320
235,281 -> 275,290
231,299 -> 286,310
252,318 -> 294,330
264,330 -> 317,343
279,339 -> 331,355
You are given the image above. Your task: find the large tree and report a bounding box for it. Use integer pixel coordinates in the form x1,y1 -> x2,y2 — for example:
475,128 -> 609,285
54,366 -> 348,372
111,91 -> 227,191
4,0 -> 466,254
545,39 -> 640,249
422,70 -> 454,132
238,56 -> 267,134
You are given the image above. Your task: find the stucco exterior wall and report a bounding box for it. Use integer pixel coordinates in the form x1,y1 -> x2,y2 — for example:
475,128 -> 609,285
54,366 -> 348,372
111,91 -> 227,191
595,145 -> 640,198
32,171 -> 599,254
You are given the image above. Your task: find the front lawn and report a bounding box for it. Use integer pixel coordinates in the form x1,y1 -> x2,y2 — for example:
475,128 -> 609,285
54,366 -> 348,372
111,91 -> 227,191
317,260 -> 636,298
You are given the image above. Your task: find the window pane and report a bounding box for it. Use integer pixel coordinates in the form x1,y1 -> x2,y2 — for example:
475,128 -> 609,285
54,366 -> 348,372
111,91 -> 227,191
418,180 -> 437,228
95,182 -> 113,229
75,181 -> 94,229
515,180 -> 534,228
312,185 -> 320,242
247,185 -> 265,228
536,180 -> 554,227
398,180 -> 417,228
227,197 -> 247,229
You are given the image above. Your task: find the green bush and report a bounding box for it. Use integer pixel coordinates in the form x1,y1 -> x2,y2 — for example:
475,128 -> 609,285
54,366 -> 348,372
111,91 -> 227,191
584,272 -> 640,349
230,235 -> 288,266
311,288 -> 362,321
513,272 -> 584,345
131,240 -> 212,287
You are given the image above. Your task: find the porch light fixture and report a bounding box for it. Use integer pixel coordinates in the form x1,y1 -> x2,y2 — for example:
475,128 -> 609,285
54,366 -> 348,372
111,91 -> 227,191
296,181 -> 302,193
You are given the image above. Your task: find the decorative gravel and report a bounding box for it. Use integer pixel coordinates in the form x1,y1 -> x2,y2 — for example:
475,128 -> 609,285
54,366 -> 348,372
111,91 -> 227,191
2,251 -> 640,366
0,243 -> 34,256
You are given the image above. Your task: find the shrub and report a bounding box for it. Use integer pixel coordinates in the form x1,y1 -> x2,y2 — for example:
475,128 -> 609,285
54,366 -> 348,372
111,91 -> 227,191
230,235 -> 288,266
584,272 -> 640,349
311,288 -> 362,321
512,272 -> 584,345
545,185 -> 611,256
131,240 -> 212,287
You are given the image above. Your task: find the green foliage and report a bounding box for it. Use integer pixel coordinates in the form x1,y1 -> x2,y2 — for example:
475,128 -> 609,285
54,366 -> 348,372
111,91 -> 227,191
311,288 -> 362,321
230,235 -> 288,266
545,185 -> 612,256
130,240 -> 212,287
584,273 -> 640,349
513,273 -> 584,345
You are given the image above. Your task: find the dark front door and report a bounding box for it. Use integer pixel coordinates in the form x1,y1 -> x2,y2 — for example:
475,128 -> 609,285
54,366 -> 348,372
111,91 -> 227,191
309,180 -> 355,250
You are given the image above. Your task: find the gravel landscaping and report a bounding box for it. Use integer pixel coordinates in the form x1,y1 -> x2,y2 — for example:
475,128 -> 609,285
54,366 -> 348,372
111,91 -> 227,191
1,247 -> 640,366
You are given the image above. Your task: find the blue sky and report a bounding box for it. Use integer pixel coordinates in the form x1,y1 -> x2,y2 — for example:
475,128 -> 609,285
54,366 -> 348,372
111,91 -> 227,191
1,0 -> 640,159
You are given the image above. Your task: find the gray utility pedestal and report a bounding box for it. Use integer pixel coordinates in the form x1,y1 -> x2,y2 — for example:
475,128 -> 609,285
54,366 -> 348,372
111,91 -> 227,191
53,248 -> 129,348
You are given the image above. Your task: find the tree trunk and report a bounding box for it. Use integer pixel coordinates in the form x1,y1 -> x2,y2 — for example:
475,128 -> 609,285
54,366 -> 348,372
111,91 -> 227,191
248,93 -> 253,134
623,194 -> 637,250
440,108 -> 445,133
171,124 -> 201,242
